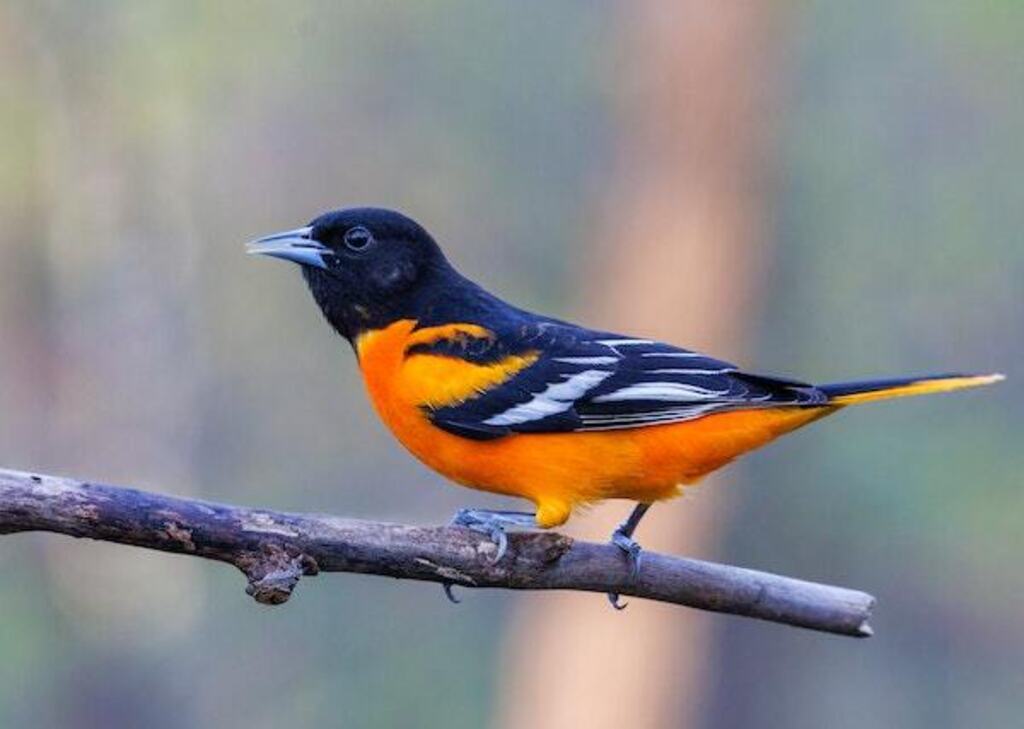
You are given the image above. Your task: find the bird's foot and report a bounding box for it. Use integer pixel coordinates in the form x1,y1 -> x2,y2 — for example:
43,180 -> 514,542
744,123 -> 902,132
444,508 -> 538,604
607,528 -> 644,610
450,508 -> 538,562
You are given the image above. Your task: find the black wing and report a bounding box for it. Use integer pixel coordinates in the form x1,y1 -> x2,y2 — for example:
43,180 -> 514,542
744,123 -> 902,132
420,321 -> 827,441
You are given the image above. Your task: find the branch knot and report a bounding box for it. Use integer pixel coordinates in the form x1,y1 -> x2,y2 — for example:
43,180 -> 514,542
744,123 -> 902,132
238,544 -> 319,605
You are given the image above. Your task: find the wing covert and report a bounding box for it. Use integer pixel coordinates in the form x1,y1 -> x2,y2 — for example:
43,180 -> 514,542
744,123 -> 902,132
415,322 -> 827,440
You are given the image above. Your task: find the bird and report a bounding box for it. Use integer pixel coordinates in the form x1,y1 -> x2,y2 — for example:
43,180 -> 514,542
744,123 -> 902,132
248,207 -> 1004,607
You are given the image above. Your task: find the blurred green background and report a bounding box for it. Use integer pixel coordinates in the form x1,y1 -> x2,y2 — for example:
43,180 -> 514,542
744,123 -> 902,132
0,2 -> 1020,728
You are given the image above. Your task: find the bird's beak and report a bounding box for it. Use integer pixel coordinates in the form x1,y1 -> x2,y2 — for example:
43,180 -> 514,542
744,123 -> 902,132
246,226 -> 331,270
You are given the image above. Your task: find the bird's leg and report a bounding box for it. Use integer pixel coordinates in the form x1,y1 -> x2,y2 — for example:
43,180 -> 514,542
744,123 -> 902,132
443,508 -> 538,604
611,502 -> 651,569
607,502 -> 652,610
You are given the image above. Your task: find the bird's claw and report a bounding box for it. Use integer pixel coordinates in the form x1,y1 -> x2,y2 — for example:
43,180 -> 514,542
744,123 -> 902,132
449,508 -> 533,564
611,530 -> 644,581
606,529 -> 644,610
607,592 -> 628,610
490,527 -> 508,563
442,582 -> 461,604
442,508 -> 537,602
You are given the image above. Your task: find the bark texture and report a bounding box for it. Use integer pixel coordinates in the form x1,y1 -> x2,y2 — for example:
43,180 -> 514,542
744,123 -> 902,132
0,468 -> 873,636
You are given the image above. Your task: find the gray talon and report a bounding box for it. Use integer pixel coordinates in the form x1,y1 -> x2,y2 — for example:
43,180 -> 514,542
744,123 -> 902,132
606,535 -> 642,609
443,582 -> 461,604
440,508 -> 538,603
611,531 -> 644,580
491,528 -> 508,563
448,508 -> 536,565
606,503 -> 652,608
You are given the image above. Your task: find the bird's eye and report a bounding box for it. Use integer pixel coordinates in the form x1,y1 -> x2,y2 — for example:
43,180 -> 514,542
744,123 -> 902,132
343,226 -> 374,252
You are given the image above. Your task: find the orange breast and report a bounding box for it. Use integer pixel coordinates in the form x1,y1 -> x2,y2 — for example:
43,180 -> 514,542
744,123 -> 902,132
356,320 -> 834,527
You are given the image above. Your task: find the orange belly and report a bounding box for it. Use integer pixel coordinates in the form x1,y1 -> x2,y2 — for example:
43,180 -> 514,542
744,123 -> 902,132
356,320 -> 834,527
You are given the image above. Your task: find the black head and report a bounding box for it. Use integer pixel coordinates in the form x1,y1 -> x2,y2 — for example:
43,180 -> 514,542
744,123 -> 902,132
248,207 -> 452,340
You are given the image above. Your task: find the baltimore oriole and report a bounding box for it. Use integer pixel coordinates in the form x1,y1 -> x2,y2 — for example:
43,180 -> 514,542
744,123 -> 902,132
249,207 -> 1003,606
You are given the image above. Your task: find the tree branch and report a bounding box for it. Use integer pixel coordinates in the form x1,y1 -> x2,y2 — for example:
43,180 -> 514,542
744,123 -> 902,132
0,467 -> 873,637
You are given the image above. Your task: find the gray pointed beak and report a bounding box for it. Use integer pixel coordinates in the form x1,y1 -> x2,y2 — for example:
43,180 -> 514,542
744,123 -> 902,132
246,226 -> 331,270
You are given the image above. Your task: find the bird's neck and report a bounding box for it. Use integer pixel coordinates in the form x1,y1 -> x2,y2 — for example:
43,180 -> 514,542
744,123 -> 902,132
404,265 -> 512,331
315,262 -> 508,346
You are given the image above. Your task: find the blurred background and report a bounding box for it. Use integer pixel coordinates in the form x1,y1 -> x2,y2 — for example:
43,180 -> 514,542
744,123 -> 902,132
0,2 -> 1020,727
